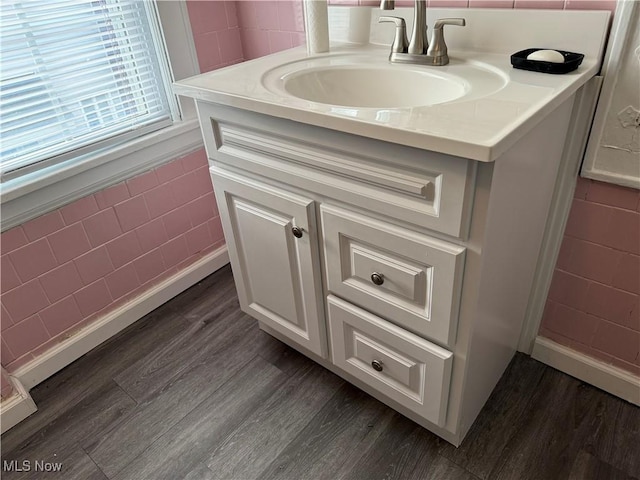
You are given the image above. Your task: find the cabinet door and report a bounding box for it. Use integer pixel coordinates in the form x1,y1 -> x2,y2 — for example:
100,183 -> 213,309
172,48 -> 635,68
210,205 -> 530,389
211,166 -> 327,358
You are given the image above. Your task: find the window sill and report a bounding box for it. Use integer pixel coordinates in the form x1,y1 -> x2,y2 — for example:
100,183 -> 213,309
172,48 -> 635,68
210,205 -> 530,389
0,119 -> 203,231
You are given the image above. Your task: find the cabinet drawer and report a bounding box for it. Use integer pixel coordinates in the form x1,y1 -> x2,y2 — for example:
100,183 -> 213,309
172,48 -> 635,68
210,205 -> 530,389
328,295 -> 452,427
198,103 -> 475,238
321,204 -> 465,347
211,167 -> 327,358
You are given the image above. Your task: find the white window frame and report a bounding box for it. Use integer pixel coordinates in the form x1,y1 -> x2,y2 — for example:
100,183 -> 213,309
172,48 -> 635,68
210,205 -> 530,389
0,0 -> 203,231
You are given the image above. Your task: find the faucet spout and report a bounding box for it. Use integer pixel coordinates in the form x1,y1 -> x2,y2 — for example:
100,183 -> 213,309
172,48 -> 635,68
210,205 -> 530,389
379,0 -> 428,54
408,0 -> 428,54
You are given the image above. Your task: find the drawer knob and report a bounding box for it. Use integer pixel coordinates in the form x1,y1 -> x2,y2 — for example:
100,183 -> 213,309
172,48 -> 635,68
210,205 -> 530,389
291,226 -> 303,238
371,272 -> 385,286
371,360 -> 384,372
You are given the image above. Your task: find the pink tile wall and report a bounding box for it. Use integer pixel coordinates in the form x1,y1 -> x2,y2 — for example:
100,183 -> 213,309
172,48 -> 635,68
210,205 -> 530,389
0,1 -> 238,383
0,150 -> 224,372
187,0 -> 308,67
186,1 -> 244,72
236,1 -> 306,60
540,178 -> 640,376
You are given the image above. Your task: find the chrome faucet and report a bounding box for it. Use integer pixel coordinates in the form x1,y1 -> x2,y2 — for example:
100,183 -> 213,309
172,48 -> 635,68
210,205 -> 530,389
379,0 -> 465,66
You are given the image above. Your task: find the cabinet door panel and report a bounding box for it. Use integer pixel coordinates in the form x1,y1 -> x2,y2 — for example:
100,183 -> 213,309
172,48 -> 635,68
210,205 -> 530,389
233,200 -> 302,326
211,167 -> 327,358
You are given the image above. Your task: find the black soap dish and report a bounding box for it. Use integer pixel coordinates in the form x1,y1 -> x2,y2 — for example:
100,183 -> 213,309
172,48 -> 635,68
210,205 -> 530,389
511,48 -> 584,74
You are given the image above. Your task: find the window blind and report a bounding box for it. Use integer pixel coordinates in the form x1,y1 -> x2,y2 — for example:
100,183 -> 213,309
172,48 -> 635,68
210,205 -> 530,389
0,0 -> 175,180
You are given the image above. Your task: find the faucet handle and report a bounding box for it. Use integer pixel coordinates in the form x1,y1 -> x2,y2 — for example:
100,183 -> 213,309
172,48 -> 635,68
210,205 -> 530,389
427,18 -> 466,65
434,18 -> 466,29
379,16 -> 409,54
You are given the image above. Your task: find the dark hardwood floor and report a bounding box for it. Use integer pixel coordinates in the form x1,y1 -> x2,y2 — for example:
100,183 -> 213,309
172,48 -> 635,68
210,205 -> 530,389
2,265 -> 638,480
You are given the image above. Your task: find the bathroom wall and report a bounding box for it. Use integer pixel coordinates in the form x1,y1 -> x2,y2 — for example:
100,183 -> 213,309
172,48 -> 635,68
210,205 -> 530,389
186,0 -> 244,70
236,1 -> 306,60
0,1 -> 243,393
186,0 -> 307,67
540,179 -> 639,375
0,150 -> 224,373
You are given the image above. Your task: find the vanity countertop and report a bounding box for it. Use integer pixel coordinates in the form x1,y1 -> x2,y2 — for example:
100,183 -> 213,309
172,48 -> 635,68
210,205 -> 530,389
174,9 -> 610,162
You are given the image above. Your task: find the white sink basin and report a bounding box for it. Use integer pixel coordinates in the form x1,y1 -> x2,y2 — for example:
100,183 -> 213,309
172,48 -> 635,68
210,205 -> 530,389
282,65 -> 467,108
262,53 -> 508,109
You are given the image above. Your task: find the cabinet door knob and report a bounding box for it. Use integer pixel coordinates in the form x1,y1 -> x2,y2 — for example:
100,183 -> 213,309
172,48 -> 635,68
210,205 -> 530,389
371,272 -> 384,285
371,360 -> 384,372
291,226 -> 303,238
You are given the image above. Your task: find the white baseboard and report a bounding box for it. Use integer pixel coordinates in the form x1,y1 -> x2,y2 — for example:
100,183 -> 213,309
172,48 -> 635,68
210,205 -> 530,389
1,246 -> 228,433
0,376 -> 37,434
11,246 -> 229,392
532,336 -> 640,406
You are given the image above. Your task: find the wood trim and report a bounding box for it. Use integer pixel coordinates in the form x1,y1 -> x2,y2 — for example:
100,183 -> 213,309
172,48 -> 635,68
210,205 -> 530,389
1,121 -> 203,231
532,336 -> 640,406
13,246 -> 229,391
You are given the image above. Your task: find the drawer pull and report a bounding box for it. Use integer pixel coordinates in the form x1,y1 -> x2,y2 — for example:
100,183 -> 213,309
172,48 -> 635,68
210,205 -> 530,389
371,360 -> 384,372
291,226 -> 303,238
371,272 -> 385,286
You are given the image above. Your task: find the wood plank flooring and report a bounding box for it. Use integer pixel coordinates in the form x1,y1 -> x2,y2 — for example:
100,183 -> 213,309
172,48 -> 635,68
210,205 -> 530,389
2,265 -> 638,480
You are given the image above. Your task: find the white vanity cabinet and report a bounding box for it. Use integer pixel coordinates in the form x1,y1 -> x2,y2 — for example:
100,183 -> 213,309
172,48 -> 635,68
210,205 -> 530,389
196,95 -> 577,446
170,3 -> 610,448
